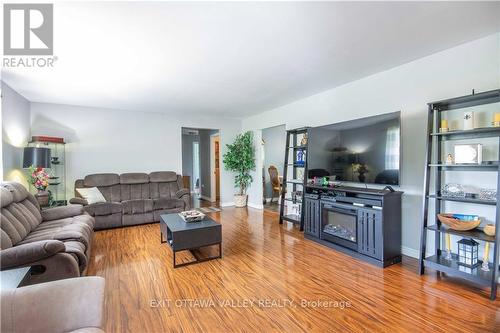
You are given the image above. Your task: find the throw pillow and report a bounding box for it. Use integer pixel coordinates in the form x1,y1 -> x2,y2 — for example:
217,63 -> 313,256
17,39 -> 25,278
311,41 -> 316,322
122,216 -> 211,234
76,187 -> 106,204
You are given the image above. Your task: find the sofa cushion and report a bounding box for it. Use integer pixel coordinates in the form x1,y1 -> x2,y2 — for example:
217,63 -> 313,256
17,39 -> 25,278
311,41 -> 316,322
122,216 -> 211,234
120,183 -> 150,201
2,182 -> 30,203
153,198 -> 184,210
38,214 -> 94,230
1,190 -> 43,247
64,240 -> 88,270
84,202 -> 122,216
120,173 -> 149,184
151,183 -> 182,199
20,216 -> 93,251
83,174 -> 121,202
122,212 -> 154,226
120,173 -> 150,201
83,174 -> 120,187
149,171 -> 177,183
1,187 -> 13,208
93,214 -> 122,230
1,229 -> 13,249
122,199 -> 153,215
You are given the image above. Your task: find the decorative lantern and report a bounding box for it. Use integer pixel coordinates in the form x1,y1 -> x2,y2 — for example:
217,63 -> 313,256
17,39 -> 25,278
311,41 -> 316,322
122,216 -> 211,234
457,238 -> 479,268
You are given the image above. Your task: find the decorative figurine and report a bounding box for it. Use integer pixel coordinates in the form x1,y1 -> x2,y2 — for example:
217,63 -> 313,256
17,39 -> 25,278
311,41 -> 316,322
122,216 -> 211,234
322,177 -> 329,187
481,242 -> 490,272
463,111 -> 474,130
300,133 -> 308,146
445,154 -> 454,165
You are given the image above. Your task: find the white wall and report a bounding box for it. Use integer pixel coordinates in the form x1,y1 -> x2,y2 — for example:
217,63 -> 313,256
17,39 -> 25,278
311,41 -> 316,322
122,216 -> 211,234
242,33 -> 500,256
30,103 -> 241,204
246,129 -> 263,210
1,82 -> 31,187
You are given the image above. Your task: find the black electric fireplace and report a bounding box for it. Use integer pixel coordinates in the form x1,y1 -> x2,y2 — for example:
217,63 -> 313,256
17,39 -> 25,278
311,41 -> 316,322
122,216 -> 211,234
303,185 -> 402,267
321,200 -> 358,251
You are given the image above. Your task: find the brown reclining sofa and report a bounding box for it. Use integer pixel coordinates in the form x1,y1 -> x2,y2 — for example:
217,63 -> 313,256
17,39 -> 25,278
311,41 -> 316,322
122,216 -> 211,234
0,182 -> 94,285
70,171 -> 190,230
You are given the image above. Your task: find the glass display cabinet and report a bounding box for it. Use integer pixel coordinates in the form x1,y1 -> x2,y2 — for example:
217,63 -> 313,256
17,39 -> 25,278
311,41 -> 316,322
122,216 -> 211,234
27,136 -> 66,207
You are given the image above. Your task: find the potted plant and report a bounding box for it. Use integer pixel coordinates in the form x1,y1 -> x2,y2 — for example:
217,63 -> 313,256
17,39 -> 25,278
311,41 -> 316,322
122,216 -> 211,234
27,166 -> 50,207
222,131 -> 255,207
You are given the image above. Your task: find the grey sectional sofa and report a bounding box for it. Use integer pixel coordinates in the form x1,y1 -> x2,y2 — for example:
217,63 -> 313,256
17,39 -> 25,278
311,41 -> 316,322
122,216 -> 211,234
0,182 -> 94,285
70,171 -> 190,230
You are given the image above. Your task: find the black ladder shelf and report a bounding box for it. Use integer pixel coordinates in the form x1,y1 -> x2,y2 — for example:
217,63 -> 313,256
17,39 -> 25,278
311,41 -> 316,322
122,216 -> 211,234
418,89 -> 500,300
279,127 -> 309,231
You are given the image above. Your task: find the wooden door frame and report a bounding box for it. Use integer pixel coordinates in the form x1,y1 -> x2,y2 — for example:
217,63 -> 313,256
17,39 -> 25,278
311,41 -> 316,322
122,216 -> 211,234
210,133 -> 220,202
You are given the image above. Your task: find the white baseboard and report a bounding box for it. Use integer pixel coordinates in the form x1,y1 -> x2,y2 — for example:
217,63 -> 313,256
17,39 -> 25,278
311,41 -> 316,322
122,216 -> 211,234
264,197 -> 281,204
248,202 -> 263,210
401,246 -> 435,259
401,246 -> 419,259
220,202 -> 234,207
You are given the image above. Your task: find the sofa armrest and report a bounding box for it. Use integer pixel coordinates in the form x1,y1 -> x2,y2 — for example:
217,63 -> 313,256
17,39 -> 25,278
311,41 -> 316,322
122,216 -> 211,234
0,277 -> 105,333
42,204 -> 84,221
175,188 -> 190,199
175,188 -> 191,210
70,197 -> 89,206
0,240 -> 65,270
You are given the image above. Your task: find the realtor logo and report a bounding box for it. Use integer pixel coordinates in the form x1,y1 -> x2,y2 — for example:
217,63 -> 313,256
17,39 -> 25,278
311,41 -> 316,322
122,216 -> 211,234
3,3 -> 53,55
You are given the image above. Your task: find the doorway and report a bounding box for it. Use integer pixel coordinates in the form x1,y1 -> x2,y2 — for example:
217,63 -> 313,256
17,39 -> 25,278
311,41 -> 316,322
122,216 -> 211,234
192,141 -> 200,196
210,134 -> 220,202
262,124 -> 286,212
181,127 -> 220,205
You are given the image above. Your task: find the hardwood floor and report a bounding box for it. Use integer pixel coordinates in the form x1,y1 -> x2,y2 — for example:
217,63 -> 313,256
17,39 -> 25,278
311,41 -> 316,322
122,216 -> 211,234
87,207 -> 499,333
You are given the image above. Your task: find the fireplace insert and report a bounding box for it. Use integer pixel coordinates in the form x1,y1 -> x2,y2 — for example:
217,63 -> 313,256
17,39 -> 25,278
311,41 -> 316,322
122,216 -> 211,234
320,200 -> 358,251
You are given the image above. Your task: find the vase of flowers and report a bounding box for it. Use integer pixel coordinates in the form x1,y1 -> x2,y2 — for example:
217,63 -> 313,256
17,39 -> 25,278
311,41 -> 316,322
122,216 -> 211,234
27,166 -> 50,206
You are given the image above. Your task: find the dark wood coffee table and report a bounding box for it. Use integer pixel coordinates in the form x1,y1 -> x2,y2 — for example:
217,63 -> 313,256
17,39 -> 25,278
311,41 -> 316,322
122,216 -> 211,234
160,213 -> 222,268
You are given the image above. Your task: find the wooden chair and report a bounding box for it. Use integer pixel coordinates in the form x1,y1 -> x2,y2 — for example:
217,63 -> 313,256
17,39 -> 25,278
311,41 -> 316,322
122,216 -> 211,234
268,165 -> 281,203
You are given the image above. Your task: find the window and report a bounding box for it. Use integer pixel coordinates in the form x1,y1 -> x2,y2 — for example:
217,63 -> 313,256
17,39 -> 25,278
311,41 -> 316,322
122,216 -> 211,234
385,127 -> 400,170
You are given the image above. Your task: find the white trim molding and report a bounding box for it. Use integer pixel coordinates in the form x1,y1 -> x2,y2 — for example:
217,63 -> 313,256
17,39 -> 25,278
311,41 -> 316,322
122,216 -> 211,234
247,202 -> 263,210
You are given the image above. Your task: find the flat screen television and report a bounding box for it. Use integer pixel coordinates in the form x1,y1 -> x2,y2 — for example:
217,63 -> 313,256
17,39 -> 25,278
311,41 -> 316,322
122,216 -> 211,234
308,111 -> 401,185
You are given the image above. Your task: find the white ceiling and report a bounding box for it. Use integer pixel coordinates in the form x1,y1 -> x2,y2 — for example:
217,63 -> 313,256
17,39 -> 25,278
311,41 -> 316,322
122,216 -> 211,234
1,1 -> 499,118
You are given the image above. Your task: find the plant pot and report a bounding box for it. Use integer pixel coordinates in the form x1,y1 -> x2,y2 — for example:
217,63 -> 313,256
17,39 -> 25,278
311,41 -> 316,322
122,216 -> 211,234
35,191 -> 50,207
234,194 -> 248,207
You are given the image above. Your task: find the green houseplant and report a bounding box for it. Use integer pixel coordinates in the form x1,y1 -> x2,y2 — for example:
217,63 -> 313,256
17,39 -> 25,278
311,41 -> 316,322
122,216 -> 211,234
222,131 -> 255,207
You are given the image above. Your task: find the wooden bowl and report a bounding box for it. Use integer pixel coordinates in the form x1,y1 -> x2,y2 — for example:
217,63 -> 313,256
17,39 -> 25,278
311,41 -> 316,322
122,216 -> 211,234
483,224 -> 496,236
437,214 -> 481,231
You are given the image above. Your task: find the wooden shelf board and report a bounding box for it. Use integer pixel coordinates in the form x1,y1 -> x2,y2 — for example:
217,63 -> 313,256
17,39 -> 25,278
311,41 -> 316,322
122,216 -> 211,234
282,214 -> 301,224
429,89 -> 500,111
427,195 -> 497,206
284,198 -> 302,204
431,127 -> 500,140
424,254 -> 497,286
426,224 -> 496,242
429,162 -> 499,171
